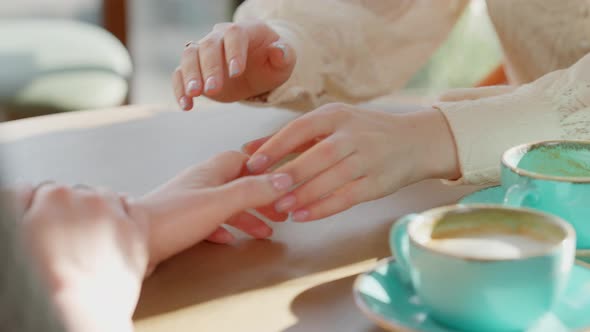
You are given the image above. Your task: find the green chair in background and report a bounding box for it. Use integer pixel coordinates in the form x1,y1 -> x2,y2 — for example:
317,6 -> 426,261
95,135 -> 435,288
0,19 -> 132,119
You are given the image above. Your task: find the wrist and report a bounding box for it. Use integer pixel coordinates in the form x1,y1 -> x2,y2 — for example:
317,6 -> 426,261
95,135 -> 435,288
406,107 -> 461,181
130,190 -> 216,270
52,286 -> 134,332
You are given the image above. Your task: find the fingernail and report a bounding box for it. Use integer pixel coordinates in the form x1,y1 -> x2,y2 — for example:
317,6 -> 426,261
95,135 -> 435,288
205,77 -> 217,93
247,154 -> 269,172
275,194 -> 296,212
179,96 -> 189,110
292,210 -> 310,222
229,59 -> 240,77
241,142 -> 250,153
220,231 -> 234,243
186,80 -> 201,95
270,173 -> 293,191
271,42 -> 288,59
253,227 -> 272,238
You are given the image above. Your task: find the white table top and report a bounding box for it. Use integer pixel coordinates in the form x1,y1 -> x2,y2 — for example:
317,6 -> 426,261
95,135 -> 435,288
0,102 -> 478,332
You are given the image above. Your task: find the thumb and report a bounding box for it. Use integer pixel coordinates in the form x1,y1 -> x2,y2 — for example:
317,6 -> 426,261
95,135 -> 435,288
267,40 -> 296,70
211,173 -> 293,215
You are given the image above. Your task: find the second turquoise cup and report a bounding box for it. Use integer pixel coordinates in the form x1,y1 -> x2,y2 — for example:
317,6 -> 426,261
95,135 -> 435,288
502,140 -> 590,249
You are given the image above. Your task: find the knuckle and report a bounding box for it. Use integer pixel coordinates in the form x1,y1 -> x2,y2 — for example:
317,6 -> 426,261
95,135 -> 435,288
319,139 -> 340,160
287,116 -> 312,133
44,185 -> 71,200
343,156 -> 366,180
225,23 -> 242,35
198,37 -> 218,49
83,192 -> 108,209
205,63 -> 223,74
182,46 -> 197,58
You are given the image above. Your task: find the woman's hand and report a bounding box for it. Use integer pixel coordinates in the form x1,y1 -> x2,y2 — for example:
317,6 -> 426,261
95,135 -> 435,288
21,184 -> 149,332
173,21 -> 296,110
244,103 -> 460,222
134,151 -> 293,268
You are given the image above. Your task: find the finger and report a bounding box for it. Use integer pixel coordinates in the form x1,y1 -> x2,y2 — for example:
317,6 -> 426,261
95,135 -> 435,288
92,187 -> 129,218
267,39 -> 296,70
172,67 -> 192,111
242,135 -> 323,156
206,226 -> 235,244
246,110 -> 342,173
226,212 -> 272,239
211,172 -> 293,218
254,205 -> 289,222
198,32 -> 225,96
274,154 -> 365,212
201,151 -> 249,184
242,135 -> 272,155
274,134 -> 355,184
291,177 -> 372,222
223,23 -> 249,78
181,43 -> 203,97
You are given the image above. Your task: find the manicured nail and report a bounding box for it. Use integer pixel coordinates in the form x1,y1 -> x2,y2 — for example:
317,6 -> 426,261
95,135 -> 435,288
229,59 -> 240,77
204,76 -> 217,93
275,194 -> 296,212
179,96 -> 189,110
253,227 -> 272,238
292,210 -> 310,222
270,173 -> 293,191
247,154 -> 269,172
271,42 -> 288,59
241,142 -> 250,153
186,80 -> 201,95
219,231 -> 234,243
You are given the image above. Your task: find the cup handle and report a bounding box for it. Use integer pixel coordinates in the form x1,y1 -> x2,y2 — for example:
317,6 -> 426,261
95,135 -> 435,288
389,214 -> 417,285
503,183 -> 537,207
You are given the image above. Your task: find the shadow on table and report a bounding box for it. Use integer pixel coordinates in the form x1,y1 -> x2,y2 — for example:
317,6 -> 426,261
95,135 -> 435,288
133,218 -> 393,320
282,275 -> 385,332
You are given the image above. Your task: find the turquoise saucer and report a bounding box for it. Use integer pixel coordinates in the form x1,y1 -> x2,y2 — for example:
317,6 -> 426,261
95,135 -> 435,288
459,185 -> 504,205
353,258 -> 590,332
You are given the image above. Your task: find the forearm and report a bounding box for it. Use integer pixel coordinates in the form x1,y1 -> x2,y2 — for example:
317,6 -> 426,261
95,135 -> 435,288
434,52 -> 590,185
131,190 -> 220,270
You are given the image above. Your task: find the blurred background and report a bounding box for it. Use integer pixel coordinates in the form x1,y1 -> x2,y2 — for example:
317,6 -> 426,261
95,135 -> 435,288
0,0 -> 502,119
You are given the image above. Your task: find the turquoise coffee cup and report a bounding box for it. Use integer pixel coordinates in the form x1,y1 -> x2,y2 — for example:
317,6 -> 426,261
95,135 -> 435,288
390,205 -> 575,332
502,140 -> 590,249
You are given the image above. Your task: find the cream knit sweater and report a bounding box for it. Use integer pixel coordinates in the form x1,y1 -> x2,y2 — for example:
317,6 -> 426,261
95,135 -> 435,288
235,0 -> 590,185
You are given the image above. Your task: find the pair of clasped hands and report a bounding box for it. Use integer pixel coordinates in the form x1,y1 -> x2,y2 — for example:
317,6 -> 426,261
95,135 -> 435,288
16,21 -> 457,332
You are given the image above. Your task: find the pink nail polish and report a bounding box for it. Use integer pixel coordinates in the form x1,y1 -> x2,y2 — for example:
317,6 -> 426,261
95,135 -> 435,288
229,59 -> 240,77
247,154 -> 269,172
292,210 -> 310,222
271,42 -> 288,60
270,174 -> 293,191
186,80 -> 201,95
275,194 -> 296,212
179,96 -> 189,110
205,77 -> 217,93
